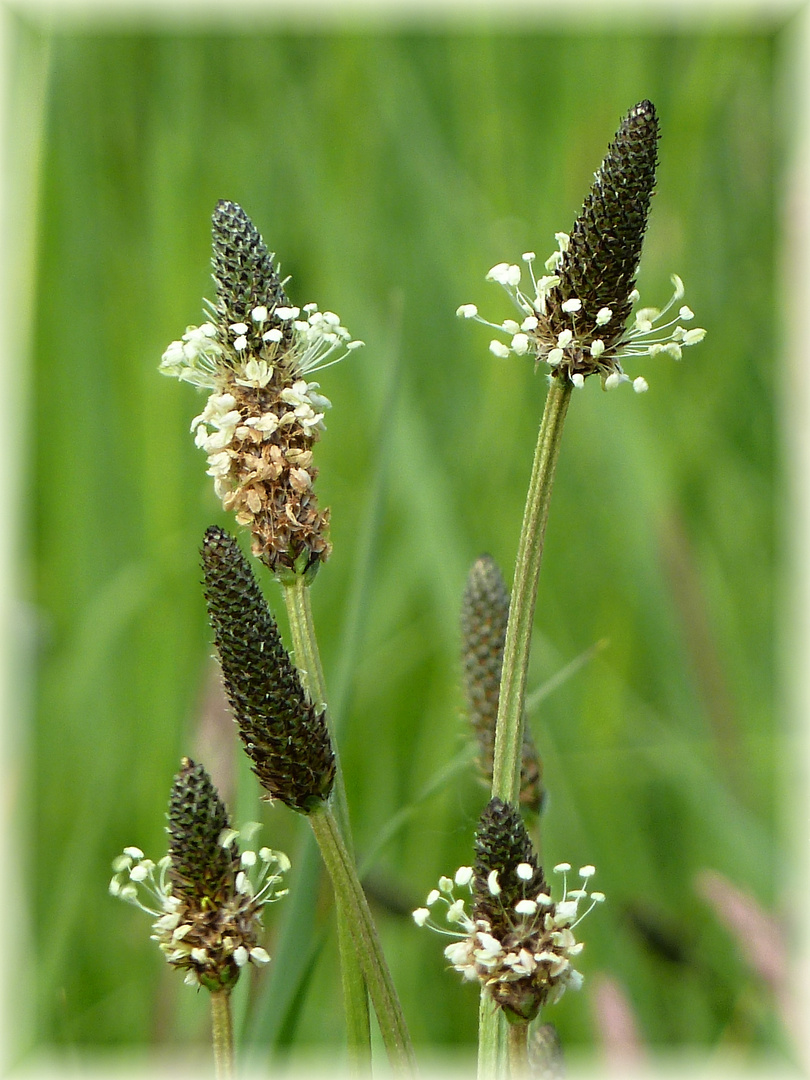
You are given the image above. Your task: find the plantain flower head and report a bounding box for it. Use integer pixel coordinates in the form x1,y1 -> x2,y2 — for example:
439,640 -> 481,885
413,799 -> 604,1022
110,757 -> 289,992
458,101 -> 705,391
160,200 -> 362,578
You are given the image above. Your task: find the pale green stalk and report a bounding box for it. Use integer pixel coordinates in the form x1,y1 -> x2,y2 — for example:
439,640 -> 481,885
507,1022 -> 530,1078
478,376 -> 572,1078
282,578 -> 371,1074
211,990 -> 235,1080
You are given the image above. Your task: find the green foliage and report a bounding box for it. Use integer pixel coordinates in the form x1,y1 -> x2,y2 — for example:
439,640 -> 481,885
22,17 -> 780,1069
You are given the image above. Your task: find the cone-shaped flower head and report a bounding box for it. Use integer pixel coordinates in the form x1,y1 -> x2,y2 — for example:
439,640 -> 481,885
110,757 -> 289,992
201,526 -> 335,812
461,556 -> 544,815
160,200 -> 363,578
413,798 -> 604,1022
458,101 -> 705,391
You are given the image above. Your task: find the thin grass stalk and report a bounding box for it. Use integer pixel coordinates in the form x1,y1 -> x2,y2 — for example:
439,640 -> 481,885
309,803 -> 417,1074
282,578 -> 371,1072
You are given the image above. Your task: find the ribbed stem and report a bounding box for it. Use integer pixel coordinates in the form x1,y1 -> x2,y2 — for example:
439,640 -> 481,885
507,1021 -> 530,1078
491,377 -> 572,803
282,579 -> 371,1072
210,990 -> 234,1080
479,376 -> 572,1078
309,804 -> 416,1074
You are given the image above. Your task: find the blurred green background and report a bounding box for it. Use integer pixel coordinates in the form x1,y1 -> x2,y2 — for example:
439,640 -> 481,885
14,7 -> 792,1074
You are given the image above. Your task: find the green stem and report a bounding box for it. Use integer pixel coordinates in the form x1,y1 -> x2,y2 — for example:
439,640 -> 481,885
506,1021 -> 530,1078
309,803 -> 416,1075
210,989 -> 234,1080
492,376 -> 572,802
282,579 -> 371,1073
479,377 -> 572,1079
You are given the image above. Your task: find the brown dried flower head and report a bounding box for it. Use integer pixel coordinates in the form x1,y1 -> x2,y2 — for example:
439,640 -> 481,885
160,200 -> 363,579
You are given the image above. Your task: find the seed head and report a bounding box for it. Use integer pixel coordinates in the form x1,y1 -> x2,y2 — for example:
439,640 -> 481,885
201,525 -> 335,812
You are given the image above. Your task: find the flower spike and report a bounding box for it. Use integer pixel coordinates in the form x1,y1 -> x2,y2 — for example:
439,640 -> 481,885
110,757 -> 289,992
201,526 -> 335,812
413,798 -> 604,1023
459,102 -> 705,389
160,201 -> 363,578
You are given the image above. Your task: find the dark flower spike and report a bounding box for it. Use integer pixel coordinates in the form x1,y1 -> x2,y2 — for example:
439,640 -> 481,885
211,199 -> 292,332
201,525 -> 336,811
459,101 -> 705,391
160,201 -> 363,578
110,757 -> 289,992
461,555 -> 545,815
413,798 -> 605,1023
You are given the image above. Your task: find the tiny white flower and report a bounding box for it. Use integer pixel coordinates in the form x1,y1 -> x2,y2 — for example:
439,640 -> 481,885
275,306 -> 300,320
446,899 -> 467,924
554,900 -> 579,924
571,373 -> 585,389
604,372 -> 622,390
438,876 -> 454,894
553,863 -> 571,874
444,940 -> 472,966
229,322 -> 249,335
556,329 -> 573,348
595,307 -> 612,326
547,348 -> 564,366
487,870 -> 501,896
511,333 -> 530,355
426,889 -> 441,907
124,846 -> 144,859
233,946 -> 249,967
489,340 -> 511,360
413,908 -> 431,927
456,304 -> 478,318
679,305 -> 694,320
521,316 -> 538,331
516,863 -> 534,881
579,865 -> 596,879
561,298 -> 582,313
251,306 -> 268,323
590,339 -> 605,358
633,377 -> 649,393
515,899 -> 538,915
522,251 -> 536,262
683,328 -> 706,345
250,947 -> 271,964
455,866 -> 474,887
